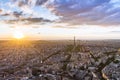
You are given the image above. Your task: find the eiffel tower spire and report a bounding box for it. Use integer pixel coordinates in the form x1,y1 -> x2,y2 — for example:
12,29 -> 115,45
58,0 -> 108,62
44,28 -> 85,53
74,36 -> 76,47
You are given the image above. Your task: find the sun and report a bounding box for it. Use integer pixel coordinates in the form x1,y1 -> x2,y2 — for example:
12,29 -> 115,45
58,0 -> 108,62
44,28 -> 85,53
13,31 -> 24,39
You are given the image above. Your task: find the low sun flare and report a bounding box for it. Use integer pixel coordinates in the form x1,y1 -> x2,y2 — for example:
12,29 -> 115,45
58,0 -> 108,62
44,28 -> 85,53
13,31 -> 24,39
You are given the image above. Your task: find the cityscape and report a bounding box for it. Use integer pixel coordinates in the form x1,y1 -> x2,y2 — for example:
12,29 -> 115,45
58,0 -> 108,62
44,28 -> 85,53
0,0 -> 120,80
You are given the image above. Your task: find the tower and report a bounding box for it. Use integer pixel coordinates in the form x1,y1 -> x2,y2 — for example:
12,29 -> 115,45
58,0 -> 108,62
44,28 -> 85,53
74,36 -> 76,47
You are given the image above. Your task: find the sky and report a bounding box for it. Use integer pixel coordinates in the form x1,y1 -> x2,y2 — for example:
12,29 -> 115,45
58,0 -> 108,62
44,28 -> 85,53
0,0 -> 120,40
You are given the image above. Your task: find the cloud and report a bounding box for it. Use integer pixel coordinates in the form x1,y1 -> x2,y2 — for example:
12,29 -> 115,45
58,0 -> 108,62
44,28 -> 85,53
9,26 -> 16,28
0,0 -> 53,28
4,17 -> 52,25
0,11 -> 23,18
0,9 -> 2,13
52,23 -> 79,29
1,13 -> 10,16
0,9 -> 11,17
22,17 -> 52,24
35,0 -> 48,6
13,11 -> 23,18
45,0 -> 120,26
110,31 -> 120,33
12,0 -> 32,7
1,0 -> 120,27
12,0 -> 48,7
53,25 -> 79,29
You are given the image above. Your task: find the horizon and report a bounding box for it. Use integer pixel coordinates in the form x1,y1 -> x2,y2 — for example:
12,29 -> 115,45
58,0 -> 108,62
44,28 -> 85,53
1,38 -> 120,41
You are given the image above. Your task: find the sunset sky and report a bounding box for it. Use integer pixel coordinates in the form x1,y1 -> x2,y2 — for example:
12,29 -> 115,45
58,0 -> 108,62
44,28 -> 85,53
0,0 -> 120,40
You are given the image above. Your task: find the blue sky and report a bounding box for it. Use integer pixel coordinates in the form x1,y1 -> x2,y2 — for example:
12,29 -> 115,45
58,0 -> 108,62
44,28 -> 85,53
0,0 -> 120,40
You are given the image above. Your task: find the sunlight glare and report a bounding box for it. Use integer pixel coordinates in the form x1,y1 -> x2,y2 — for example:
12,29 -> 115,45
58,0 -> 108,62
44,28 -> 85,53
13,31 -> 24,39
